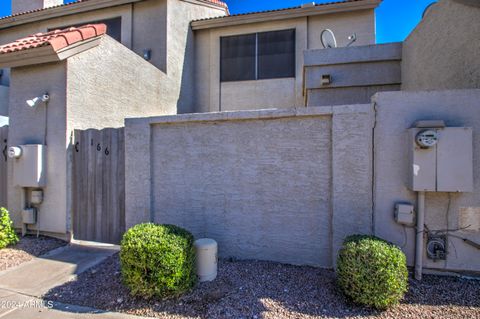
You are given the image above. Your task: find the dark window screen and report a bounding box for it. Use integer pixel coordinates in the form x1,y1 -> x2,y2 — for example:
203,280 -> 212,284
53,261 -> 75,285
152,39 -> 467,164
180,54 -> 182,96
258,29 -> 295,79
220,34 -> 256,82
50,17 -> 122,42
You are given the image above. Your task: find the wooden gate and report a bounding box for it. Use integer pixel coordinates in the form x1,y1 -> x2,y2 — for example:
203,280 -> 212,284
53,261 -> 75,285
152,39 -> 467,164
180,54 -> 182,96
72,128 -> 125,244
0,126 -> 7,208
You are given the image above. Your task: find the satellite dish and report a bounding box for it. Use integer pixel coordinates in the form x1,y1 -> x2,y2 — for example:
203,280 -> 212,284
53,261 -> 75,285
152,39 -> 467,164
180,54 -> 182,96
422,2 -> 437,18
320,29 -> 337,49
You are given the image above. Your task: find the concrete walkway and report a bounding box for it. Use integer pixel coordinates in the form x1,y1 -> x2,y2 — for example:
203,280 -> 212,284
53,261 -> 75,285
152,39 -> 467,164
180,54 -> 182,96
0,241 -> 144,319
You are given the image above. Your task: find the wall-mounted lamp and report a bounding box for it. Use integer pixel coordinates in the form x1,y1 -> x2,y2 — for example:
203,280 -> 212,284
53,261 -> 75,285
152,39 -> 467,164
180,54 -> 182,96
26,93 -> 49,108
143,49 -> 152,61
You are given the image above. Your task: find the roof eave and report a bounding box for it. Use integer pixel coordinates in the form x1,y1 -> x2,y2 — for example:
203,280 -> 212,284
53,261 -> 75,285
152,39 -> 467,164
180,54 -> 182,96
0,0 -> 145,30
191,0 -> 382,30
0,36 -> 103,68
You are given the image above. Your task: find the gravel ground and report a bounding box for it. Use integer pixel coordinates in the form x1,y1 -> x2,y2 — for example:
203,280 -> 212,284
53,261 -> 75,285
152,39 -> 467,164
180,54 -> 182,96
0,235 -> 67,271
44,254 -> 480,319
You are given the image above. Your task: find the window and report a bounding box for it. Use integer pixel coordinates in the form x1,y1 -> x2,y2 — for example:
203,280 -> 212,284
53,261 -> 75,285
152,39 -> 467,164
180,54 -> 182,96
220,29 -> 295,82
50,17 -> 122,42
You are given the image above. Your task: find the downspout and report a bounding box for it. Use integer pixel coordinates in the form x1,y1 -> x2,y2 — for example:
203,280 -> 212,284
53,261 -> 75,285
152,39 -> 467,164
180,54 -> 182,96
415,191 -> 425,280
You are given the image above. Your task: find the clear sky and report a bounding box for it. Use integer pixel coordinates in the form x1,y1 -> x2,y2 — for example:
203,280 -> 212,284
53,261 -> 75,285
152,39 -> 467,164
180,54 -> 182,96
0,0 -> 436,43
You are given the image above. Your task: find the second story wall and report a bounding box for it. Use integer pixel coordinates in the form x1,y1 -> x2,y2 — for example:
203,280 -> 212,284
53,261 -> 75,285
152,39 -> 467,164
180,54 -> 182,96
193,9 -> 375,113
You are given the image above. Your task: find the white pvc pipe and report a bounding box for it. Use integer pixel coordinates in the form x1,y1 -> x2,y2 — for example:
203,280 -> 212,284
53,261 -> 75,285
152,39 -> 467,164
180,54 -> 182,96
415,191 -> 425,280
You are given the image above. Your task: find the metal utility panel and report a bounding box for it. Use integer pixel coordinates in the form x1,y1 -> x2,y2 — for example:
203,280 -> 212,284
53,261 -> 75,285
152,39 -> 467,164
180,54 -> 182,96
408,127 -> 473,192
437,127 -> 473,192
12,144 -> 46,187
408,128 -> 436,191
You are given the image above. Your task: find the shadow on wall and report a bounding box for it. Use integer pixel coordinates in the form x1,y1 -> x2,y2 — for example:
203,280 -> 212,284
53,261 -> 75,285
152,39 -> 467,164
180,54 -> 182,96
43,255 -> 480,318
177,26 -> 194,114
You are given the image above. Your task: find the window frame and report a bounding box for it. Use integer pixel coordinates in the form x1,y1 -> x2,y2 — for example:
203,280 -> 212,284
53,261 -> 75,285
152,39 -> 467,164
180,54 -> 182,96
220,28 -> 296,83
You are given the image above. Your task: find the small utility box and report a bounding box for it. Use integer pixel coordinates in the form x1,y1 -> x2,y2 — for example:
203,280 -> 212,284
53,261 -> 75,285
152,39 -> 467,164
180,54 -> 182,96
408,123 -> 473,192
11,144 -> 47,187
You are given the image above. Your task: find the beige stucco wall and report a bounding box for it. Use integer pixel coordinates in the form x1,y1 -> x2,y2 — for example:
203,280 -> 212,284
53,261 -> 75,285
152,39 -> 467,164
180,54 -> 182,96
304,42 -> 402,106
373,89 -> 480,273
402,0 -> 480,91
167,0 -> 226,113
66,36 -> 175,129
193,9 -> 375,112
7,62 -> 68,234
125,106 -> 374,267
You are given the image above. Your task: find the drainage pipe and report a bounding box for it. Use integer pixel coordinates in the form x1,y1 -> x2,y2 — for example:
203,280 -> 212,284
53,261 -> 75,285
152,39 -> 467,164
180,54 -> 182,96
415,191 -> 425,280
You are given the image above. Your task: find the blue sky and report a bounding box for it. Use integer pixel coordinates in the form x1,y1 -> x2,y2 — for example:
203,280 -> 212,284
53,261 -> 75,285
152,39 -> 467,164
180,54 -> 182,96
0,0 -> 435,43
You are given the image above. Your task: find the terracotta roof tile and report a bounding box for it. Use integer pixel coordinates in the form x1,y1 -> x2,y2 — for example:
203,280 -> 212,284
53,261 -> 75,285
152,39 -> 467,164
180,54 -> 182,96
0,0 -> 228,21
0,24 -> 107,55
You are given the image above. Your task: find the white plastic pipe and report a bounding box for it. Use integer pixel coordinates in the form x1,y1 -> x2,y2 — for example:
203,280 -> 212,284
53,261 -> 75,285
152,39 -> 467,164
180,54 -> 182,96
415,191 -> 425,280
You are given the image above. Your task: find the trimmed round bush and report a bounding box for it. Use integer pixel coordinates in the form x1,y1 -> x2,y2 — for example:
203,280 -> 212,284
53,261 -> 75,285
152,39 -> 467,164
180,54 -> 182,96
0,207 -> 18,249
120,223 -> 196,299
337,235 -> 408,309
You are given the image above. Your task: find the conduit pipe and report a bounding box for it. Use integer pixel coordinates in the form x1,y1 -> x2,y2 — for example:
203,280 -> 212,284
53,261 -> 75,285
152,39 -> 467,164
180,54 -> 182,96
415,191 -> 425,280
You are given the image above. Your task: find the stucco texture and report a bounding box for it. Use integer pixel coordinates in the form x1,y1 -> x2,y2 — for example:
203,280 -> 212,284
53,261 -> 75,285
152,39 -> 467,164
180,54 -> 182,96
304,43 -> 402,106
402,0 -> 480,91
66,36 -> 175,130
125,107 -> 374,267
8,62 -> 68,234
373,89 -> 480,272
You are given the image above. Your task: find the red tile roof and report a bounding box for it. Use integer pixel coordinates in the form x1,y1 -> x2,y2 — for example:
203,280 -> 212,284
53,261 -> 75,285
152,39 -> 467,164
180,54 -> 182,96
0,0 -> 228,21
0,24 -> 107,55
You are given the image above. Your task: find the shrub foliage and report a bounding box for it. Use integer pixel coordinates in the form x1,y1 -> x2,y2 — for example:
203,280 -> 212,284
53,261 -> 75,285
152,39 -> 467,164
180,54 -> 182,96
337,235 -> 408,309
0,207 -> 18,249
120,223 -> 196,299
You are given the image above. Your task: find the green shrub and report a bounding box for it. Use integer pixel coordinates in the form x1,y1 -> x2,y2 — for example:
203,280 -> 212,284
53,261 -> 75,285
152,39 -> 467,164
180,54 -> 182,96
337,235 -> 408,310
120,223 -> 196,299
0,207 -> 18,249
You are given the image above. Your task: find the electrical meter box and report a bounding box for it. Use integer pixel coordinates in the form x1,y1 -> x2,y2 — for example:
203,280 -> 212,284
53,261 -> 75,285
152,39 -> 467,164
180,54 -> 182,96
408,125 -> 473,192
12,144 -> 47,187
394,203 -> 415,226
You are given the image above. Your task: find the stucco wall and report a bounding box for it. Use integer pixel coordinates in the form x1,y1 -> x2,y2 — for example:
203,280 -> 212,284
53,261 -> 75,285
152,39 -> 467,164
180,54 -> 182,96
193,10 -> 375,113
402,0 -> 480,91
7,62 -> 68,234
125,106 -> 374,267
304,42 -> 402,106
66,36 -> 175,130
373,89 -> 480,273
307,9 -> 375,49
166,0 -> 226,114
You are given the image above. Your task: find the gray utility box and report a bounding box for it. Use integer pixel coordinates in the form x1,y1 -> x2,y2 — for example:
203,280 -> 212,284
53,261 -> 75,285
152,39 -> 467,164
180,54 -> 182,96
12,144 -> 47,187
408,127 -> 473,192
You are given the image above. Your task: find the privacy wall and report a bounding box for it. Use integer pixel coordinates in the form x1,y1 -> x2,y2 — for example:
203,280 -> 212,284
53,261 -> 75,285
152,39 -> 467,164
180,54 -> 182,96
125,107 -> 374,267
126,89 -> 480,273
